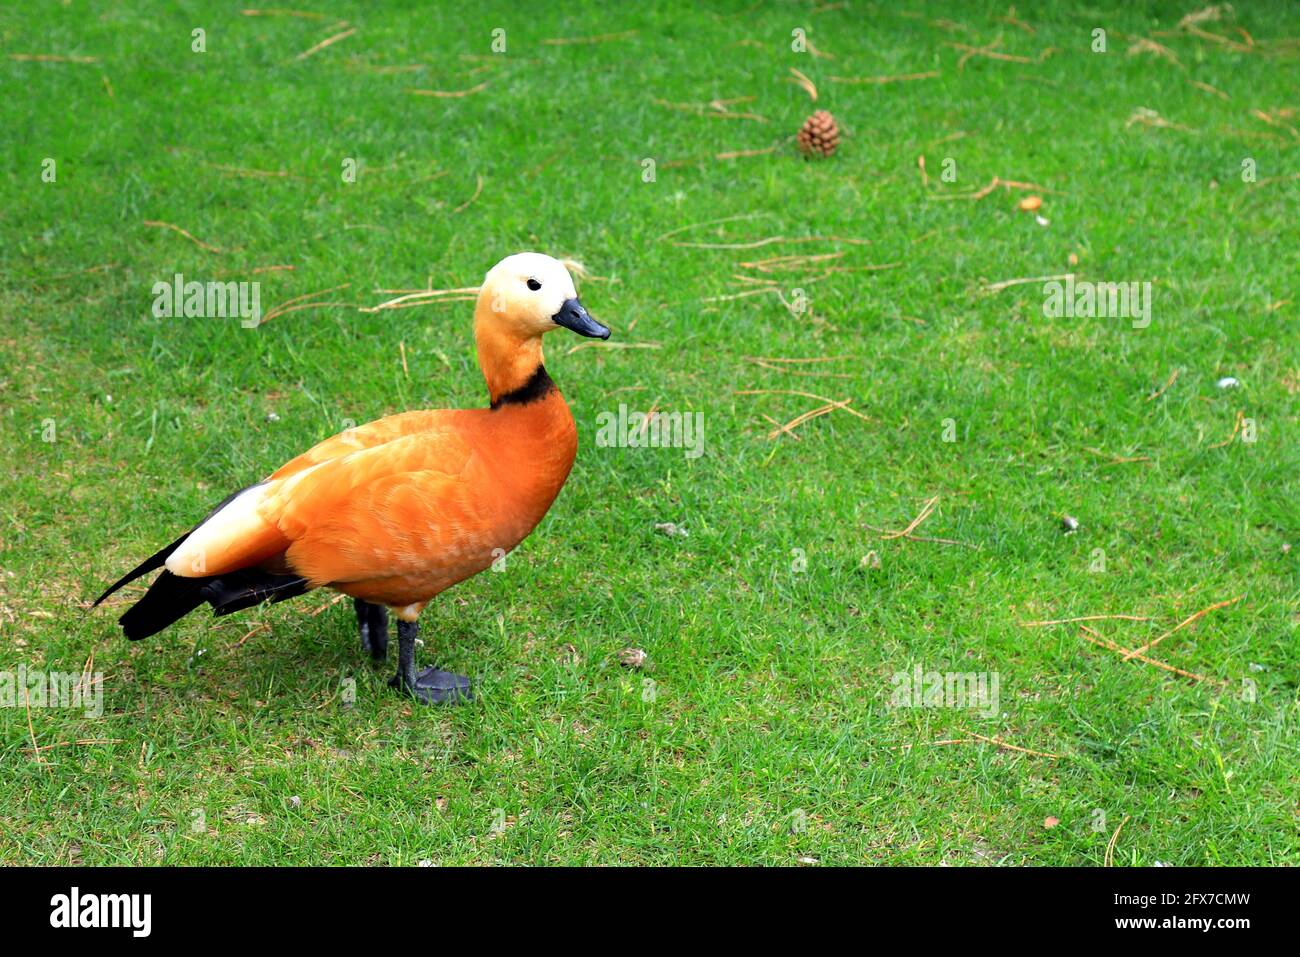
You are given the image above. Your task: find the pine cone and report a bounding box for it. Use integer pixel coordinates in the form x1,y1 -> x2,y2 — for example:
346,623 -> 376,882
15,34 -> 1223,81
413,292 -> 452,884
797,109 -> 840,157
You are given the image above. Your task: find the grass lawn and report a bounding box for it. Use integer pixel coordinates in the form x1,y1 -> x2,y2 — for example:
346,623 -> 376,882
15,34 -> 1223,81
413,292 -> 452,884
1,1 -> 1297,866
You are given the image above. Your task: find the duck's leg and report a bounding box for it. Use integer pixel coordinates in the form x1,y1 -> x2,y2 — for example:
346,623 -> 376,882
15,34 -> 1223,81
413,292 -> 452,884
354,598 -> 389,661
387,619 -> 472,705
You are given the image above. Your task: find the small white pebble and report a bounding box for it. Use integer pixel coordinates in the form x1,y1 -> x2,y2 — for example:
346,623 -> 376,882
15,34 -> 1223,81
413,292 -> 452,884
266,412 -> 281,422
105,395 -> 113,403
1216,377 -> 1240,390
618,647 -> 648,668
654,521 -> 688,538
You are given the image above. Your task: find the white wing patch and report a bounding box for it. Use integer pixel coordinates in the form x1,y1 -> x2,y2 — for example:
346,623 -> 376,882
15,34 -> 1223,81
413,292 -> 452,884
164,484 -> 270,577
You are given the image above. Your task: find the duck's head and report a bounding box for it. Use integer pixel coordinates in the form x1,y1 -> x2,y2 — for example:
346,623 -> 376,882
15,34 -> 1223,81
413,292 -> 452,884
474,252 -> 610,403
477,252 -> 610,341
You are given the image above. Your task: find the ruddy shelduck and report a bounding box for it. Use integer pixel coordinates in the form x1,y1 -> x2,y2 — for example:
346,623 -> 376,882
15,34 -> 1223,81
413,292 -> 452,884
96,253 -> 610,704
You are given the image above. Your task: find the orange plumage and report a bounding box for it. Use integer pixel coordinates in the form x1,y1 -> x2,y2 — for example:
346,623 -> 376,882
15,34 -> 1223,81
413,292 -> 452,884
97,253 -> 611,704
271,400 -> 576,609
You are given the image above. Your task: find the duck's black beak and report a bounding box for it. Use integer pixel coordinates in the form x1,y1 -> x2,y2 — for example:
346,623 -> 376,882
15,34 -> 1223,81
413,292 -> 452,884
552,298 -> 610,339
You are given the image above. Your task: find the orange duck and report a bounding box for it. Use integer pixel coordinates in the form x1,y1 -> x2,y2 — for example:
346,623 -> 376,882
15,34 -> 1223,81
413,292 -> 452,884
95,253 -> 610,704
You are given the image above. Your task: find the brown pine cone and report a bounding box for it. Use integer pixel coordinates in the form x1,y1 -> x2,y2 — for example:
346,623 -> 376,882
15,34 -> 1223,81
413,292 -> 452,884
797,109 -> 840,157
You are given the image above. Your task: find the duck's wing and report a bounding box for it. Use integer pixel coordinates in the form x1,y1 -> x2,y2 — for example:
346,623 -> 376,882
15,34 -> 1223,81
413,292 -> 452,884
160,418 -> 476,580
264,428 -> 502,586
100,414 -> 484,637
269,410 -> 458,480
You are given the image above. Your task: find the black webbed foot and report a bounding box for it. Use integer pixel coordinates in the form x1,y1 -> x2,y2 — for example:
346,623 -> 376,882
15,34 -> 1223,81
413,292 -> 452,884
388,666 -> 473,705
389,619 -> 472,706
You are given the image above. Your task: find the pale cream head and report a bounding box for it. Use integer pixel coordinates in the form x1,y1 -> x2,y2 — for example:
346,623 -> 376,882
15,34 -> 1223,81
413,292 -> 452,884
473,252 -> 609,402
478,253 -> 580,336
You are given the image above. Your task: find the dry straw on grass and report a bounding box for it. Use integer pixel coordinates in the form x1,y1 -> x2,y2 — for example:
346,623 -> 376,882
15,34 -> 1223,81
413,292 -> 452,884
207,163 -> 303,181
906,730 -> 1062,760
830,70 -> 938,85
1078,625 -> 1218,684
360,287 -> 478,314
673,235 -> 870,250
9,53 -> 98,63
1127,36 -> 1182,65
930,175 -> 1061,203
1207,409 -> 1245,449
1122,595 -> 1244,660
260,283 -> 352,325
1126,107 -> 1196,132
743,356 -> 851,379
982,272 -> 1073,294
653,97 -> 768,123
864,495 -> 979,549
1146,368 -> 1180,401
542,30 -> 638,46
949,36 -> 1057,70
1190,79 -> 1230,99
655,212 -> 773,242
143,220 -> 225,253
564,341 -> 659,356
735,388 -> 871,422
1104,816 -> 1130,867
1022,614 -> 1154,627
789,67 -> 818,101
241,9 -> 329,19
765,398 -> 856,440
408,82 -> 488,98
452,174 -> 485,214
662,143 -> 784,169
293,27 -> 356,61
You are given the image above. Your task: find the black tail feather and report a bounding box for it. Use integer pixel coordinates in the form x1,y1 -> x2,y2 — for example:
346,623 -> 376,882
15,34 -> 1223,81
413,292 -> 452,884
117,568 -> 311,641
205,570 -> 309,617
93,531 -> 191,608
98,483 -> 313,641
118,570 -> 212,640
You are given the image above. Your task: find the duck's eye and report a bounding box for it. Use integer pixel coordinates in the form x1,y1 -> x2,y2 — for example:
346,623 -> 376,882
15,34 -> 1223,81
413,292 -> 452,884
526,278 -> 542,291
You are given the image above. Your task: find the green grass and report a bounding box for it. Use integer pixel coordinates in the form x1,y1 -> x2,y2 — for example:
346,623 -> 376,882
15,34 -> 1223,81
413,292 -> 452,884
1,1 -> 1297,866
